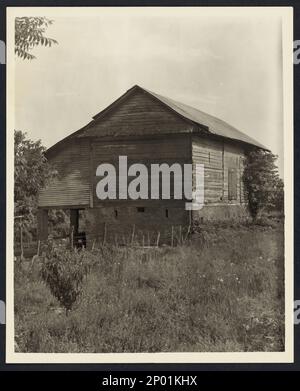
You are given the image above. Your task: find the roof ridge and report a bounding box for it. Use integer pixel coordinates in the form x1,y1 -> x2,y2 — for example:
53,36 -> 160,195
145,89 -> 204,124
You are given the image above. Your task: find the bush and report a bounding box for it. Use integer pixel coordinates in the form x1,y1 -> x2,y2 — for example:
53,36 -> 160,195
243,149 -> 284,220
40,243 -> 87,314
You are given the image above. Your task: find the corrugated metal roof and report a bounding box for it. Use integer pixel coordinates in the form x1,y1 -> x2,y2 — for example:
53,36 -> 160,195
144,88 -> 267,149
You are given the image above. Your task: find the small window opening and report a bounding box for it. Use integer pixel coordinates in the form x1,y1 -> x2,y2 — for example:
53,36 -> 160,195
114,209 -> 118,218
165,209 -> 169,218
137,207 -> 145,213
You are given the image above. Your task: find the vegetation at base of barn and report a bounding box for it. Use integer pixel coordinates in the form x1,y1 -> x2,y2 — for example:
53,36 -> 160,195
15,17 -> 58,60
48,209 -> 70,238
243,149 -> 284,220
15,220 -> 284,353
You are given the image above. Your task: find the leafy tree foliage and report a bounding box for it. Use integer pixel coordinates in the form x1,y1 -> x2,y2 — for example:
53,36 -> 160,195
40,243 -> 86,313
15,17 -> 58,60
14,130 -> 57,238
48,209 -> 70,238
243,149 -> 284,220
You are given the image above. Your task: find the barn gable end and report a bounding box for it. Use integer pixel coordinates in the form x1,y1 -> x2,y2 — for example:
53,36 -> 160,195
77,87 -> 194,139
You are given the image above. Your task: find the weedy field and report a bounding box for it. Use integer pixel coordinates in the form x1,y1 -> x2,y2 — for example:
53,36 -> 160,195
14,218 -> 284,353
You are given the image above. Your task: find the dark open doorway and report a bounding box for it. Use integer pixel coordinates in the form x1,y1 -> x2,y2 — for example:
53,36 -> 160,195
70,209 -> 86,249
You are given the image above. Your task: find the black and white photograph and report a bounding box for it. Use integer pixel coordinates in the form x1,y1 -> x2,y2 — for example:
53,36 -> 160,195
5,6 -> 293,363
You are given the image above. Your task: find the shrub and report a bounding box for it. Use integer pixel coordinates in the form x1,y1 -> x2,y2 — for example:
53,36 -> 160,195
40,243 -> 86,314
243,149 -> 284,220
14,130 -> 57,240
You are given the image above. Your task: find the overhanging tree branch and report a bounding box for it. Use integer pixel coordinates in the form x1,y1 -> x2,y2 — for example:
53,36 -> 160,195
15,17 -> 58,60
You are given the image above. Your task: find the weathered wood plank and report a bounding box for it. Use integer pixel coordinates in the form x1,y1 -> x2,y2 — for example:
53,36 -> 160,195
79,89 -> 192,138
38,139 -> 90,207
192,135 -> 246,204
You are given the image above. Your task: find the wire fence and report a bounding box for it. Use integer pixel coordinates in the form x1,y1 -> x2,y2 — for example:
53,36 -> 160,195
14,223 -> 192,259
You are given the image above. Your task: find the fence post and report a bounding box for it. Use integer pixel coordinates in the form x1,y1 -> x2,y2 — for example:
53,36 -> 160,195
131,224 -> 135,245
70,226 -> 74,249
102,222 -> 107,246
37,240 -> 40,256
156,231 -> 160,248
184,224 -> 191,242
20,223 -> 24,261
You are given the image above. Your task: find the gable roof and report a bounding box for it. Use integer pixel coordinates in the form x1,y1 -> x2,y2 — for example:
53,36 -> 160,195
47,85 -> 267,155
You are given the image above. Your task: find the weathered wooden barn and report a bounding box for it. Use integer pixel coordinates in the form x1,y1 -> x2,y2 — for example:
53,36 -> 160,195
37,85 -> 265,245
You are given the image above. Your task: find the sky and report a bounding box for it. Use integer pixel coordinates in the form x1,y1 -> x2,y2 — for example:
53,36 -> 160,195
14,8 -> 284,175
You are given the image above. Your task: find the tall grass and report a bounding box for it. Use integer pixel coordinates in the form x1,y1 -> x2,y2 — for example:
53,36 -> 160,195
15,222 -> 284,353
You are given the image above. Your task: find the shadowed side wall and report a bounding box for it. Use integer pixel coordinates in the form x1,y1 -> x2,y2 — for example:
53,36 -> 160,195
38,139 -> 90,208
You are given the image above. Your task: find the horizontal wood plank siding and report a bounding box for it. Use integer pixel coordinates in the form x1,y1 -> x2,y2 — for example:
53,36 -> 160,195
92,137 -> 190,160
92,136 -> 191,208
79,89 -> 192,138
223,143 -> 246,203
38,140 -> 90,208
192,137 -> 223,203
192,136 -> 246,204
